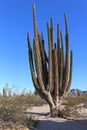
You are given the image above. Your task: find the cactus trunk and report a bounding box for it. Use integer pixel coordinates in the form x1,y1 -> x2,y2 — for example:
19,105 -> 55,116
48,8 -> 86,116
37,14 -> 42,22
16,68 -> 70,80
27,4 -> 73,117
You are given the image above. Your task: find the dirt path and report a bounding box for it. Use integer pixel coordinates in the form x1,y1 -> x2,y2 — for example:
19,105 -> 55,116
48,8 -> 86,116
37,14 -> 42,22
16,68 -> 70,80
27,105 -> 87,130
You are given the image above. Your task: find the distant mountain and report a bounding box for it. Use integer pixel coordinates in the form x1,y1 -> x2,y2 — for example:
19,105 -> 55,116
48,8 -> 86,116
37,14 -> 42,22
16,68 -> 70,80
69,89 -> 87,95
82,90 -> 87,94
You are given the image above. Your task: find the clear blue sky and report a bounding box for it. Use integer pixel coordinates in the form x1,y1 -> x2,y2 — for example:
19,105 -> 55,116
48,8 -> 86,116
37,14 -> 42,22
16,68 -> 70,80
0,0 -> 87,93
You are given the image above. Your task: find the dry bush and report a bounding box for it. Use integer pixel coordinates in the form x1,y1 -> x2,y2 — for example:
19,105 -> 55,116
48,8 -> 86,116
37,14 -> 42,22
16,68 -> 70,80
0,94 -> 38,128
0,96 -> 25,122
0,89 -> 47,128
64,94 -> 87,106
21,94 -> 47,108
61,94 -> 87,117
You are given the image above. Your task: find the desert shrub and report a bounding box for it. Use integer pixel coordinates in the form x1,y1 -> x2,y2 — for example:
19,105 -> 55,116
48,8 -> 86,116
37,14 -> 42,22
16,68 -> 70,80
21,94 -> 47,107
0,89 -> 47,128
0,94 -> 37,128
0,96 -> 25,122
0,84 -> 47,128
61,94 -> 87,117
65,94 -> 87,105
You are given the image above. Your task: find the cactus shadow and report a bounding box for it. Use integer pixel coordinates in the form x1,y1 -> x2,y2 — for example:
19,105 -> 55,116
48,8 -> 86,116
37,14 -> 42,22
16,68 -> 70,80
36,119 -> 87,130
24,111 -> 50,117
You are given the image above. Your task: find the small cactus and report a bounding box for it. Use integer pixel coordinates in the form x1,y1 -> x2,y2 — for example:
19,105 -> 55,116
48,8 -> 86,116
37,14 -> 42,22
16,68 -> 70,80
8,89 -> 12,97
3,87 -> 7,97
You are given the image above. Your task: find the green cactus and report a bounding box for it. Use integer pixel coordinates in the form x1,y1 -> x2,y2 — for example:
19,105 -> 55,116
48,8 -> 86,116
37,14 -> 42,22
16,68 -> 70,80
3,87 -> 7,97
8,89 -> 12,97
27,4 -> 73,117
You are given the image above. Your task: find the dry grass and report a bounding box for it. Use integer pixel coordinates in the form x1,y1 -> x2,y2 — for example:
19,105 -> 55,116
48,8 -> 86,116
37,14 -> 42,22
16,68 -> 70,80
0,93 -> 46,128
61,94 -> 87,117
0,87 -> 87,127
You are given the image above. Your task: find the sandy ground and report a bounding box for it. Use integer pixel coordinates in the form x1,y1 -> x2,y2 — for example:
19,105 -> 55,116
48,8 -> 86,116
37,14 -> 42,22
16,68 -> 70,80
27,104 -> 87,130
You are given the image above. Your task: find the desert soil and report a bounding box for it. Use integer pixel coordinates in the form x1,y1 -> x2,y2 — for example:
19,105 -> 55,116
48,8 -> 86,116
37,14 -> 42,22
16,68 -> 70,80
27,104 -> 87,130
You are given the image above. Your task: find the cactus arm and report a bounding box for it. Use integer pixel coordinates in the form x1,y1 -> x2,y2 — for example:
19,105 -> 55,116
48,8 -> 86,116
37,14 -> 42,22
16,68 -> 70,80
37,31 -> 48,87
57,24 -> 61,93
33,5 -> 45,91
50,18 -> 54,49
28,33 -> 46,96
59,48 -> 63,92
57,24 -> 60,54
67,50 -> 73,92
34,37 -> 45,91
64,13 -> 69,88
47,23 -> 53,92
33,4 -> 37,38
33,38 -> 38,74
60,31 -> 65,68
41,33 -> 48,62
59,31 -> 65,95
64,14 -> 69,85
52,48 -> 59,104
41,33 -> 49,88
27,33 -> 40,92
61,14 -> 70,96
64,13 -> 68,34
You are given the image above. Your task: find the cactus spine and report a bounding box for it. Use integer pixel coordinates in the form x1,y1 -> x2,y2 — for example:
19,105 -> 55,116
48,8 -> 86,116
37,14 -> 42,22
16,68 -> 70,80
27,4 -> 73,117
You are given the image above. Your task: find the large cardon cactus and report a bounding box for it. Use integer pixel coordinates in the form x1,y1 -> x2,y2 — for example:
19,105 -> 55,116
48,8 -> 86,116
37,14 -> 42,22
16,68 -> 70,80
27,4 -> 73,117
